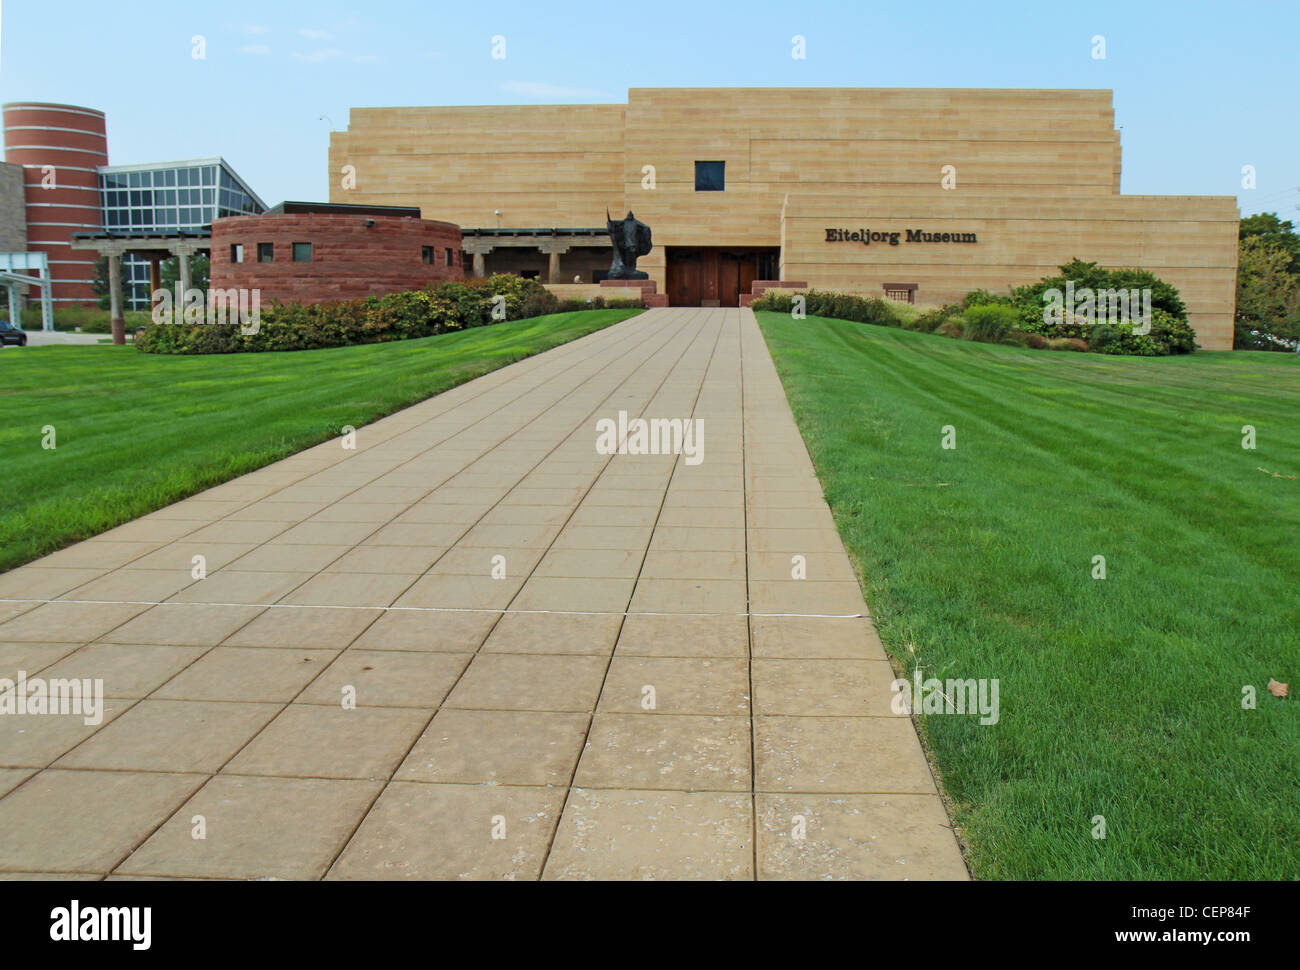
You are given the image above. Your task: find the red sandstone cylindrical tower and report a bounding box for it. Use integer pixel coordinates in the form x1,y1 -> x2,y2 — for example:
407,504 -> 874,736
3,102 -> 107,305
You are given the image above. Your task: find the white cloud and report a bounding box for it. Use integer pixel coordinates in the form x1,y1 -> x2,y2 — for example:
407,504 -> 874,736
291,48 -> 347,62
297,28 -> 333,41
500,81 -> 613,99
352,54 -> 379,63
241,44 -> 272,55
244,25 -> 271,35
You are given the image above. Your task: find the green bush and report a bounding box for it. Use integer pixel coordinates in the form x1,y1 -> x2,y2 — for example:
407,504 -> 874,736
962,289 -> 1010,310
0,305 -> 151,333
1048,336 -> 1090,352
1006,330 -> 1049,349
911,303 -> 962,333
751,289 -> 902,328
1003,259 -> 1195,355
961,304 -> 1019,343
554,296 -> 645,312
137,274 -> 564,355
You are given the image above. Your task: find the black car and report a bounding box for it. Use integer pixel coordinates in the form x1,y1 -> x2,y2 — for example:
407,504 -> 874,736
0,319 -> 27,347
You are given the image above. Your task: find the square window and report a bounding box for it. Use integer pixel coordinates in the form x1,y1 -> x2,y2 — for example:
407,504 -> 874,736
695,160 -> 725,191
231,244 -> 245,264
421,246 -> 434,265
292,242 -> 312,262
258,242 -> 274,263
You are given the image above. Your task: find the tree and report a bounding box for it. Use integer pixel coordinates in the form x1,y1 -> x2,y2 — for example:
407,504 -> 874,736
1239,212 -> 1300,276
160,254 -> 210,296
92,255 -> 131,311
1235,236 -> 1300,351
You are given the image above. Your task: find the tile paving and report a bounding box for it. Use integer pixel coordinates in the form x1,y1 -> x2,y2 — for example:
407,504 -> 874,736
0,308 -> 966,880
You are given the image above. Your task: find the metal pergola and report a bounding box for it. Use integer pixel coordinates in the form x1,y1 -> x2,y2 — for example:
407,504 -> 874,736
0,252 -> 54,332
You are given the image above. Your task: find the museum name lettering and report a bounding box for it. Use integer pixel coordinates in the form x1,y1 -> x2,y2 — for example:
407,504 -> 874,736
825,228 -> 978,246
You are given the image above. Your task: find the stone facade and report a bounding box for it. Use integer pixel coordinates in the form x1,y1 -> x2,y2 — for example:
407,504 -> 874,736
0,161 -> 27,254
329,88 -> 1240,350
209,211 -> 463,304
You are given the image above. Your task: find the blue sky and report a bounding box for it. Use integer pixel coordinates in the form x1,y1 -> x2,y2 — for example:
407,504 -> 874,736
2,0 -> 1297,220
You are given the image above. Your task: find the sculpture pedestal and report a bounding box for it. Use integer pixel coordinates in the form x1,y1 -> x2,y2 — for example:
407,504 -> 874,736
601,279 -> 669,308
739,280 -> 809,307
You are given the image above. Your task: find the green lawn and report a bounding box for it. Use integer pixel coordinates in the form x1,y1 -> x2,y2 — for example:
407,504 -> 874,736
0,309 -> 640,573
755,310 -> 1299,880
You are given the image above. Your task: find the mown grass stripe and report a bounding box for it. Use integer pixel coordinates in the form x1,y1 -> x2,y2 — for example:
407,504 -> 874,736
756,310 -> 1299,880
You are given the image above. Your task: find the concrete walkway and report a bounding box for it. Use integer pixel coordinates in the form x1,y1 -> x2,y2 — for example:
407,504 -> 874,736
15,330 -> 107,347
0,308 -> 967,880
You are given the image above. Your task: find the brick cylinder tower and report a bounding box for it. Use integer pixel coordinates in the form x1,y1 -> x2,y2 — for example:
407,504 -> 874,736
2,102 -> 107,306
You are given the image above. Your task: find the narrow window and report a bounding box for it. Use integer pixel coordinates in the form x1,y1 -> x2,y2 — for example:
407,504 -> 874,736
230,243 -> 244,264
445,248 -> 454,267
422,246 -> 435,265
292,242 -> 312,262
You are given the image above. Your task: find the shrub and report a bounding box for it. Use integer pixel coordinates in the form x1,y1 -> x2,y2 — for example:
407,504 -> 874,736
962,289 -> 1010,310
0,305 -> 151,333
1005,330 -> 1049,349
911,303 -> 962,333
1002,259 -> 1195,355
138,274 -> 571,355
962,304 -> 1019,343
936,318 -> 965,339
554,296 -> 645,312
1048,337 -> 1089,352
751,289 -> 903,329
750,292 -> 797,314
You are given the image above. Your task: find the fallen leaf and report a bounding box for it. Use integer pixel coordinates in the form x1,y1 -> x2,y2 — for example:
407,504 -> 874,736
1267,679 -> 1289,698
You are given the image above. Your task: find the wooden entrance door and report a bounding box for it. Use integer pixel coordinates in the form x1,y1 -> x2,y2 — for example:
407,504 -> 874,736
666,247 -> 780,306
666,249 -> 702,307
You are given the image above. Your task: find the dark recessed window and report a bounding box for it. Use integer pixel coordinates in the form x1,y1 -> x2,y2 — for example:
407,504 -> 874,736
230,244 -> 244,264
422,246 -> 435,265
292,242 -> 312,262
257,242 -> 274,263
445,248 -> 454,267
695,160 -> 725,192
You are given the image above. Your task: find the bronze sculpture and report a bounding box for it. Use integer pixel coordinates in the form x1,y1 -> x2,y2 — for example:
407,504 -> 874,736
606,210 -> 652,280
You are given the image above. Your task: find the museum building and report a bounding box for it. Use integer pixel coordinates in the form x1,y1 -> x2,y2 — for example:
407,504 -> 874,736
328,87 -> 1240,350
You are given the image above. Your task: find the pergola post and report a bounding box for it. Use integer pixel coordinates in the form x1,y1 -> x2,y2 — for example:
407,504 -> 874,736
148,255 -> 162,298
178,250 -> 192,295
108,253 -> 125,345
472,252 -> 486,278
547,250 -> 562,283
